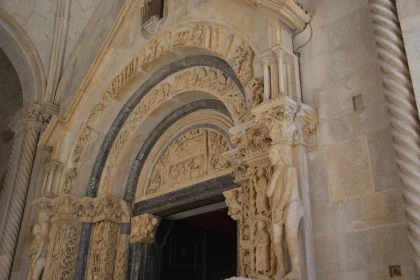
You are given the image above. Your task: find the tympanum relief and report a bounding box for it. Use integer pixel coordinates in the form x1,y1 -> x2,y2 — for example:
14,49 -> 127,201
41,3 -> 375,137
139,128 -> 231,199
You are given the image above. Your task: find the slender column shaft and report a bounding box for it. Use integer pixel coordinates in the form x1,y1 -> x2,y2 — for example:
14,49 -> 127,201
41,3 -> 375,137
370,0 -> 420,274
0,107 -> 42,280
262,59 -> 271,101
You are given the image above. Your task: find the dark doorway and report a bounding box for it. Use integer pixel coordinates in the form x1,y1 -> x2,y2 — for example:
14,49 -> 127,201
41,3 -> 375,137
156,208 -> 237,280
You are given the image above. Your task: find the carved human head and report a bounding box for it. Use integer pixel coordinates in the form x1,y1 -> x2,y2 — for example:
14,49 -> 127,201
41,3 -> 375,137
151,217 -> 159,226
256,167 -> 265,177
32,224 -> 41,235
269,144 -> 292,166
257,220 -> 266,230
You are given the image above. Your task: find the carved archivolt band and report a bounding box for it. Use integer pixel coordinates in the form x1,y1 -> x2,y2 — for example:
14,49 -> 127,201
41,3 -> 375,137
370,0 -> 420,274
0,126 -> 39,280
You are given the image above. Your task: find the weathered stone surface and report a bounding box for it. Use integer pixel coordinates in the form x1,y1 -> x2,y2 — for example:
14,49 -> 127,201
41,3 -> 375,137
325,136 -> 375,202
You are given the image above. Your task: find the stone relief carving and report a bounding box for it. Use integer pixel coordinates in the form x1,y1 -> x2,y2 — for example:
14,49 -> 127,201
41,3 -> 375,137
223,188 -> 242,221
225,95 -> 318,279
113,234 -> 129,280
27,212 -> 50,280
87,22 -> 258,126
144,128 -> 231,196
87,221 -> 120,280
32,195 -> 131,224
43,222 -> 81,280
129,214 -> 162,244
267,144 -> 302,280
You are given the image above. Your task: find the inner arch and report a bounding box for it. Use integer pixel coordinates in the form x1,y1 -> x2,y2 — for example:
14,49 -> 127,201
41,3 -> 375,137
87,55 -> 245,197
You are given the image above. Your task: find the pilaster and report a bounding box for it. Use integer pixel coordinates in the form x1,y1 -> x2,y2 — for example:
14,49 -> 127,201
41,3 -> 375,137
31,195 -> 131,280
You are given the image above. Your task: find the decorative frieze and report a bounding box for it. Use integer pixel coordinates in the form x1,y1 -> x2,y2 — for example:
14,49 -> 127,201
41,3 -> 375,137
86,22 -> 258,125
129,213 -> 161,244
32,194 -> 131,224
223,188 -> 242,221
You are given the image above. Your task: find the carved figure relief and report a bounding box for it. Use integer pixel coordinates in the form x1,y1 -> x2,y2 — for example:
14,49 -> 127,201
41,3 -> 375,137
129,214 -> 162,244
255,220 -> 271,274
27,222 -> 48,280
223,188 -> 242,221
145,128 -> 231,196
267,144 -> 303,280
230,42 -> 255,85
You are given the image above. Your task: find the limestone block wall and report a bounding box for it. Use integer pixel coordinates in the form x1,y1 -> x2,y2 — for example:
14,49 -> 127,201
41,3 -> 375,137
299,0 -> 415,278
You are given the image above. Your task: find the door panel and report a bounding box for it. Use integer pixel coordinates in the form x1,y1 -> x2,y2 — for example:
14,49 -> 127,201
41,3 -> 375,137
156,221 -> 207,280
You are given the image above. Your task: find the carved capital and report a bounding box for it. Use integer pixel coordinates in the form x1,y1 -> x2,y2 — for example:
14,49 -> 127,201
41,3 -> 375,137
252,95 -> 318,148
32,195 -> 132,223
129,214 -> 162,244
223,187 -> 242,221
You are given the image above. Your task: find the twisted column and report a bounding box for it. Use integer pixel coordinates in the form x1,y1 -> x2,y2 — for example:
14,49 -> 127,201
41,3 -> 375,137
370,0 -> 420,274
0,105 -> 42,280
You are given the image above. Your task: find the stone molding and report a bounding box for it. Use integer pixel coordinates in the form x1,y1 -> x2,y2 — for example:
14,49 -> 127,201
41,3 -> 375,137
41,160 -> 64,198
369,0 -> 420,275
129,213 -> 162,244
0,7 -> 46,103
0,103 -> 50,280
242,0 -> 310,31
32,194 -> 132,224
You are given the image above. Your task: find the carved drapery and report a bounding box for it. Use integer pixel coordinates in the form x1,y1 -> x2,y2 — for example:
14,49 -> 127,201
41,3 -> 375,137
369,0 -> 420,275
129,214 -> 162,244
224,95 -> 318,279
0,103 -> 53,280
31,195 -> 131,280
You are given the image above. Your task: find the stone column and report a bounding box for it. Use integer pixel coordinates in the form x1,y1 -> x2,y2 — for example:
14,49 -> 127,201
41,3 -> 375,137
0,104 -> 44,280
369,0 -> 420,275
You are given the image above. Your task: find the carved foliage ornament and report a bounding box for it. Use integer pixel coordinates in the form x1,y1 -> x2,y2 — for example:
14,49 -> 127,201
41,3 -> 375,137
87,221 -> 120,279
32,195 -> 131,224
129,214 -> 162,244
144,128 -> 231,197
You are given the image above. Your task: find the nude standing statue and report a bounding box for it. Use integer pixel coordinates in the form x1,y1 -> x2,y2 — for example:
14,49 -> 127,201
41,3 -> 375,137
267,144 -> 303,280
27,224 -> 47,280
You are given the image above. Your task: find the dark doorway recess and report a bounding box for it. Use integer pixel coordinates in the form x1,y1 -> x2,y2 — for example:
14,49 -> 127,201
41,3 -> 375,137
156,208 -> 237,280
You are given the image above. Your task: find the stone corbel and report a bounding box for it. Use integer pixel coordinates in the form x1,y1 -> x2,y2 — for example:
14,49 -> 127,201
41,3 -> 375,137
129,213 -> 162,244
223,187 -> 242,221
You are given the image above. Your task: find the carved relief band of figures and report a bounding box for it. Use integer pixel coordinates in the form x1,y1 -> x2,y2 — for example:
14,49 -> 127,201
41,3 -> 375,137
100,65 -> 263,197
224,95 -> 318,280
28,195 -> 132,280
137,128 -> 232,199
86,21 -> 260,127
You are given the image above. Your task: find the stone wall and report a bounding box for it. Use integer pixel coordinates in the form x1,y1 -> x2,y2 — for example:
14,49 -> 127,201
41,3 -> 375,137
299,0 -> 415,279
